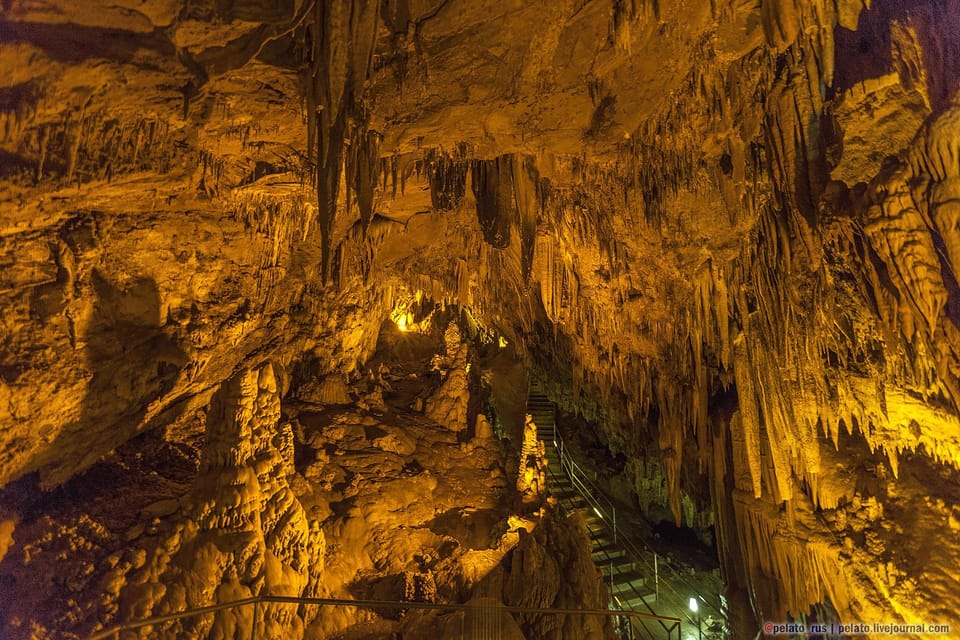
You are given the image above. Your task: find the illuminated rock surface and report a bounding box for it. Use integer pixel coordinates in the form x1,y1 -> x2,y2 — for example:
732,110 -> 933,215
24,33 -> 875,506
1,0 -> 959,637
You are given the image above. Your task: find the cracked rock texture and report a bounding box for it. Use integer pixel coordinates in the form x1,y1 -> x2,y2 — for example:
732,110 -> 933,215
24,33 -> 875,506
2,0 -> 960,637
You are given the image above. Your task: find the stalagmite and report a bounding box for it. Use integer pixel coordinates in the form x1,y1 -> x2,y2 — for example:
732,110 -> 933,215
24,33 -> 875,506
516,414 -> 547,504
104,363 -> 324,638
424,322 -> 470,432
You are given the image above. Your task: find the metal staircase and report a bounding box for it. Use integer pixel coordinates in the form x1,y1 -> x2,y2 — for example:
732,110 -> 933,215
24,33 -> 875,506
527,382 -> 728,640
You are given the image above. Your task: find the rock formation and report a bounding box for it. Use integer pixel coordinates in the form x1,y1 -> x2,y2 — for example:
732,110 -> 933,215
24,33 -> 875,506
516,414 -> 547,504
424,322 -> 471,432
2,0 -> 960,637
108,362 -> 322,638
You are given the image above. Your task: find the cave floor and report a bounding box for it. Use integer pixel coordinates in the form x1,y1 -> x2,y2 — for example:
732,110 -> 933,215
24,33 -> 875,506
0,321 -> 612,639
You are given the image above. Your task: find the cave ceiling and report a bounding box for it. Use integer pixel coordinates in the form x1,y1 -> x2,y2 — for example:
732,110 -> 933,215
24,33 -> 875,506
2,0 -> 960,633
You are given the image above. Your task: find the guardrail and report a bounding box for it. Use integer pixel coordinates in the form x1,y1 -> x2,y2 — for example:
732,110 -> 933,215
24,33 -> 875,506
542,455 -> 678,640
534,393 -> 730,638
87,594 -> 682,640
557,436 -> 619,542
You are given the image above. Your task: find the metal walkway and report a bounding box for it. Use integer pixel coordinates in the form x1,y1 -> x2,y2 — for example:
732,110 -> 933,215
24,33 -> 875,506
527,383 -> 729,640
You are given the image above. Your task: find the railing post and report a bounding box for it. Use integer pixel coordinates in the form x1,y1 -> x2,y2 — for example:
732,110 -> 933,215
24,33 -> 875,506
654,553 -> 659,601
612,506 -> 617,544
251,598 -> 260,640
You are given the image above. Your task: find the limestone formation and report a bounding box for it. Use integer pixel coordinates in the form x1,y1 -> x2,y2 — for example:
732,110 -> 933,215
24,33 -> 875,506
424,322 -> 471,432
2,0 -> 960,637
475,413 -> 495,440
295,375 -> 352,406
501,510 -> 612,640
516,414 -> 547,504
116,362 -> 323,639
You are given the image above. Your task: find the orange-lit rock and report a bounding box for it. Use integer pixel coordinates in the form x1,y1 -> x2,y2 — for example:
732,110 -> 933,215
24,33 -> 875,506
516,415 -> 547,505
2,0 -> 960,637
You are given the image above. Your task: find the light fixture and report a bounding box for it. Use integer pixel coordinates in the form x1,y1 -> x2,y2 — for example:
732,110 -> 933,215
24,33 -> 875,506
690,597 -> 702,640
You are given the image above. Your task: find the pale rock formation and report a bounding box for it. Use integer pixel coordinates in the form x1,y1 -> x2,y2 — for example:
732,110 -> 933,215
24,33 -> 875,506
424,322 -> 471,432
516,414 -> 547,504
443,321 -> 464,360
500,510 -> 612,640
114,362 -> 323,639
475,413 -> 495,440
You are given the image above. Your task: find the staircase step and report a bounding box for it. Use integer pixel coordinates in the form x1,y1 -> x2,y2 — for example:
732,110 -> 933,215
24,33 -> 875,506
611,583 -> 649,599
604,568 -> 646,587
621,593 -> 658,609
527,391 -> 709,634
592,546 -> 628,560
583,513 -> 611,526
591,540 -> 622,554
594,553 -> 632,569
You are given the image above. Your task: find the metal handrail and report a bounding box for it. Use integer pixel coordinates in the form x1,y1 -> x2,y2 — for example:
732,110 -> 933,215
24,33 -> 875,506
542,456 -> 667,640
555,427 -> 727,627
554,439 -> 699,635
530,389 -> 730,636
534,397 -> 675,640
87,594 -> 682,640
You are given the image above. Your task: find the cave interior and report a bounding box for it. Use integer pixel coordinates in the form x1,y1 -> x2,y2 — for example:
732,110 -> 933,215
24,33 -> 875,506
1,0 -> 960,638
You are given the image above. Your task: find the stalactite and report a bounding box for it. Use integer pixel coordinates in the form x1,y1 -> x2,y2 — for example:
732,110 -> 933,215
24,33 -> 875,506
352,129 -> 382,231
512,154 -> 541,283
310,0 -> 380,283
732,335 -> 763,499
656,371 -> 685,525
231,192 -> 315,267
428,150 -> 468,211
471,155 -> 515,249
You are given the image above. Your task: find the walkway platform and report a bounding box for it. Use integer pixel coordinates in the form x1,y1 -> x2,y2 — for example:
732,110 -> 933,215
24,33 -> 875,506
528,383 -> 730,640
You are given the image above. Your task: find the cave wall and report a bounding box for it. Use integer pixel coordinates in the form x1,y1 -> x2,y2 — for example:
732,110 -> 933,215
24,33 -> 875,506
359,0 -> 960,629
2,0 -> 960,635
